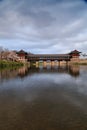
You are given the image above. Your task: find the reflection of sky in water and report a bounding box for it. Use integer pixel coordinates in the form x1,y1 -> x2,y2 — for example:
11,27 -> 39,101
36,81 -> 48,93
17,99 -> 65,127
0,66 -> 87,110
0,66 -> 87,129
0,71 -> 87,94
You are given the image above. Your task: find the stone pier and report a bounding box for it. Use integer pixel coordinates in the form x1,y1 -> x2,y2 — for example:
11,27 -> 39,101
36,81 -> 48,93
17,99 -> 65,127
43,61 -> 47,68
51,61 -> 55,67
66,61 -> 69,66
58,61 -> 60,66
36,61 -> 39,68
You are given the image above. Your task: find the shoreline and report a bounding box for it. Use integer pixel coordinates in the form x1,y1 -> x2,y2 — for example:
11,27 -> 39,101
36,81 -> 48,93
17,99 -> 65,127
0,60 -> 87,70
0,60 -> 24,69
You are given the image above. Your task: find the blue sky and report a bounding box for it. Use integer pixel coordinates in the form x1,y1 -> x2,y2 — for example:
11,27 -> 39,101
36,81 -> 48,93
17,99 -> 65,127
0,0 -> 87,54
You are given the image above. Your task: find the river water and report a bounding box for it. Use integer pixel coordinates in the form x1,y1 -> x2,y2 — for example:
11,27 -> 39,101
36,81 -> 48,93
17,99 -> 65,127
0,65 -> 87,130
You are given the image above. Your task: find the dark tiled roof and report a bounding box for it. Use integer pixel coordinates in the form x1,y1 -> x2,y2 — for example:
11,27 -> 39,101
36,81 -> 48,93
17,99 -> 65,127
69,50 -> 81,54
28,54 -> 70,57
17,50 -> 28,54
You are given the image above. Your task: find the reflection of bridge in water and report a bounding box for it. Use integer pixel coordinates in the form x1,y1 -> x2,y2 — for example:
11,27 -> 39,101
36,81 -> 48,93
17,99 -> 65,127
0,65 -> 80,82
18,65 -> 80,78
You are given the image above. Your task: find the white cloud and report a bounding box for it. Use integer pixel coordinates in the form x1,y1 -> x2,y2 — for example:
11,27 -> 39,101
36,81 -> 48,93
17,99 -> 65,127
0,0 -> 87,53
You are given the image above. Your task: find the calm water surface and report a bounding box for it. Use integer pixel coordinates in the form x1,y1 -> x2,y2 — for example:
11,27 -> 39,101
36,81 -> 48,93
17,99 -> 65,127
0,65 -> 87,130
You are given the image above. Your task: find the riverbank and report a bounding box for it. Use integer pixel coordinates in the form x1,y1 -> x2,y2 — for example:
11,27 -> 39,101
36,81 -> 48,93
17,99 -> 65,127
72,62 -> 87,65
0,60 -> 24,69
70,59 -> 87,65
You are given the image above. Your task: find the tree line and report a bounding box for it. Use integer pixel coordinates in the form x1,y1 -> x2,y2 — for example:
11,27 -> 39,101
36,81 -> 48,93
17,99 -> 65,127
0,46 -> 19,61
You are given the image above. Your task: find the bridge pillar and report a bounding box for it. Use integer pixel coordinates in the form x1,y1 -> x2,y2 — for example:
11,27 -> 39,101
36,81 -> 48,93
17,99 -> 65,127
51,61 -> 55,67
66,61 -> 69,66
36,61 -> 39,68
43,61 -> 47,68
58,61 -> 60,66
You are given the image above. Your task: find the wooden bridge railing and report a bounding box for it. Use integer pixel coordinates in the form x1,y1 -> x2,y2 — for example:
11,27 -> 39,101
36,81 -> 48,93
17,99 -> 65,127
28,55 -> 71,61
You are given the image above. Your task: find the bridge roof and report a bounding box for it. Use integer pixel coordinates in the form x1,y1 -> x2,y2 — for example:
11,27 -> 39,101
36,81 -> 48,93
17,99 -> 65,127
69,50 -> 81,54
17,50 -> 28,54
28,54 -> 70,57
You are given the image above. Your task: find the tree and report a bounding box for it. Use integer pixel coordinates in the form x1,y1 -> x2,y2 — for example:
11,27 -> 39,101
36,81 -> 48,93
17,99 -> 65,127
0,46 -> 9,60
0,46 -> 4,60
7,51 -> 19,61
80,53 -> 87,59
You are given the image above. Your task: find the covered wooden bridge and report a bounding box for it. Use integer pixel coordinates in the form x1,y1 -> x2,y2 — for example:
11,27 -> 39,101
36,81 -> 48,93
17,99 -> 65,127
28,54 -> 71,61
17,50 -> 81,67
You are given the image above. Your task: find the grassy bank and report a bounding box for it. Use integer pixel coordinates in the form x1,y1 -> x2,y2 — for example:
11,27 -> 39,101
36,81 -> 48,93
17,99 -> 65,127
71,62 -> 87,65
0,60 -> 24,69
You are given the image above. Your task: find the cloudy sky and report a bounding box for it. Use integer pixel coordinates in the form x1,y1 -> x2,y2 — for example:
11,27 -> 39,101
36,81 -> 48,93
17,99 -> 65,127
0,0 -> 87,54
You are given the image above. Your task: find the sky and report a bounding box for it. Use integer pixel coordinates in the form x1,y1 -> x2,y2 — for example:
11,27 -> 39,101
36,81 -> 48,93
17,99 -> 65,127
0,0 -> 87,54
